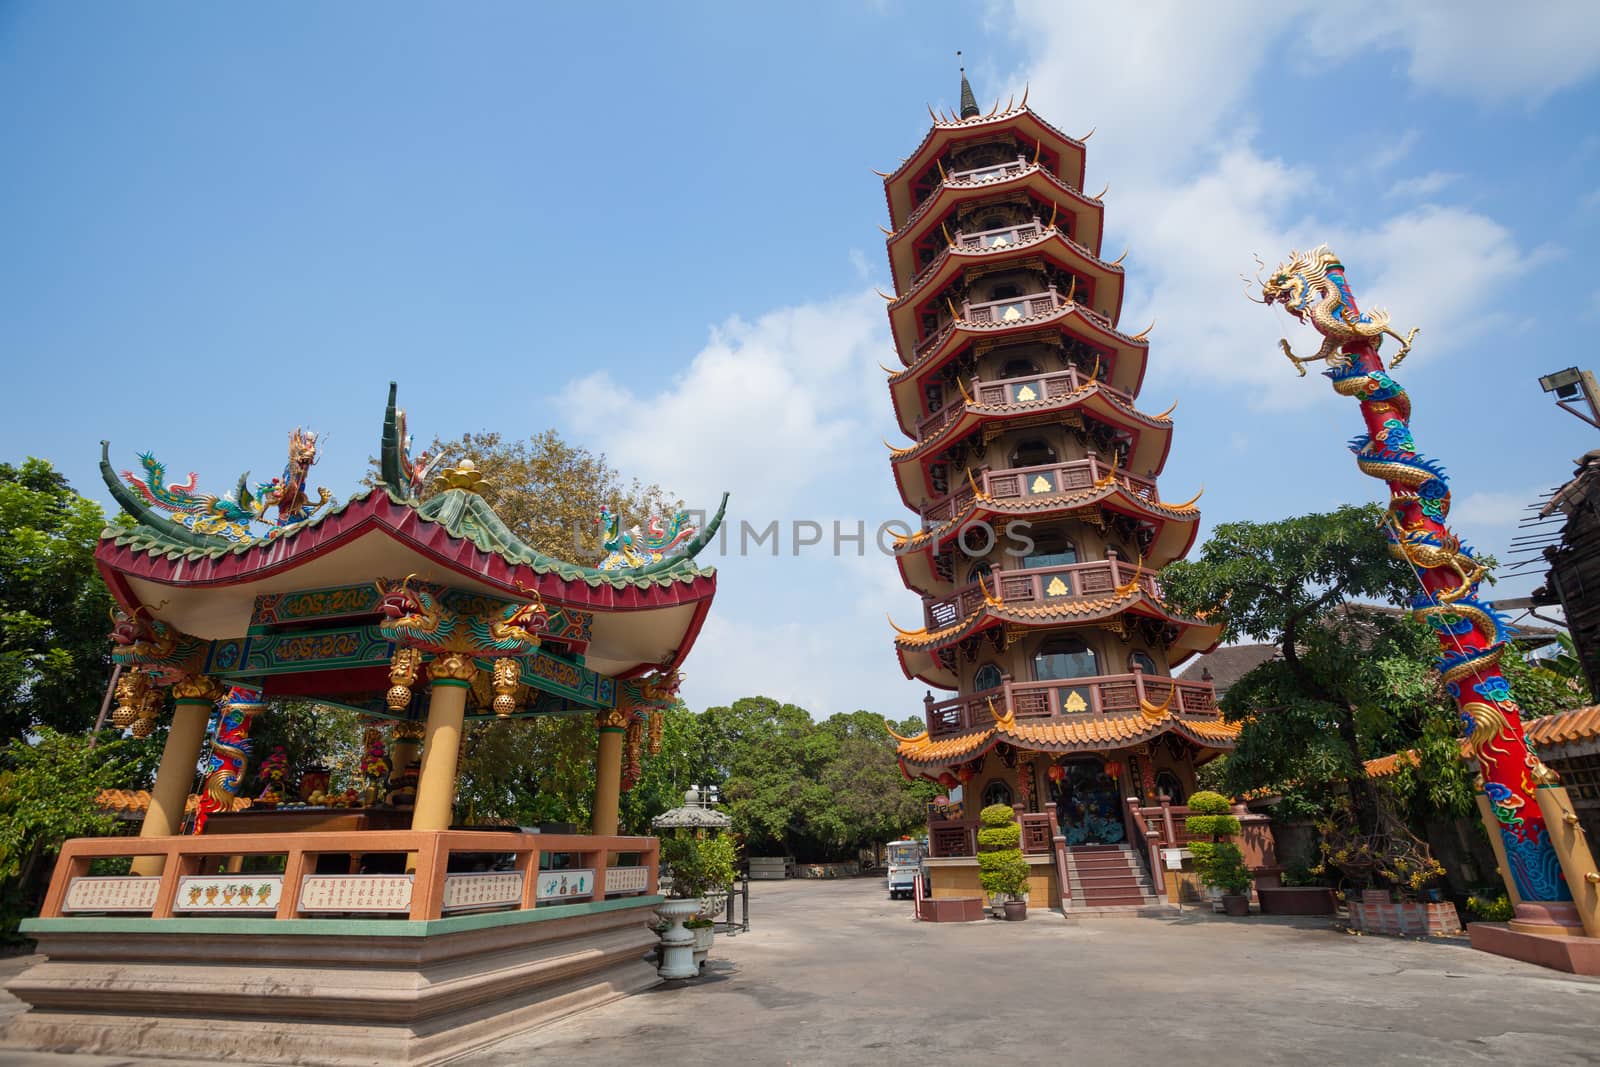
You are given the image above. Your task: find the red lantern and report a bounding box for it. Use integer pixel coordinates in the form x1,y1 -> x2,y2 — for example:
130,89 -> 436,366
957,765 -> 975,784
938,772 -> 959,789
1104,760 -> 1123,780
1046,764 -> 1066,783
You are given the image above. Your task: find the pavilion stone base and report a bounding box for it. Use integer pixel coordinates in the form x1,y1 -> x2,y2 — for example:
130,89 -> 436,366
1469,911 -> 1600,976
2,897 -> 660,1066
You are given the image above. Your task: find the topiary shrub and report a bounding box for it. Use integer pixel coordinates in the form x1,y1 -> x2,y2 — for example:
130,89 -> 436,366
976,803 -> 1029,901
1184,791 -> 1252,897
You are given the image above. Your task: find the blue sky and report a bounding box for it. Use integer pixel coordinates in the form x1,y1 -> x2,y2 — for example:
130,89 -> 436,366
4,2 -> 1598,719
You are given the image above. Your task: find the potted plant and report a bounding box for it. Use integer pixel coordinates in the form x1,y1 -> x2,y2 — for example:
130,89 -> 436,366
658,832 -> 735,975
977,803 -> 1030,921
1185,791 -> 1252,916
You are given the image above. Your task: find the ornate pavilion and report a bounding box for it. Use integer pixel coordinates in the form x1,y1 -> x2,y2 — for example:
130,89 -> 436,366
6,384 -> 725,1063
878,74 -> 1235,910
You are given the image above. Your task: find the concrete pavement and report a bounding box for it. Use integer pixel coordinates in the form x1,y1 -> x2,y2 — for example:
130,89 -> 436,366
2,877 -> 1597,1065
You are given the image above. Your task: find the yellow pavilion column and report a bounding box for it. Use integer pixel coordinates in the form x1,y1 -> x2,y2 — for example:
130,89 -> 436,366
592,710 -> 629,837
410,652 -> 476,832
133,675 -> 222,876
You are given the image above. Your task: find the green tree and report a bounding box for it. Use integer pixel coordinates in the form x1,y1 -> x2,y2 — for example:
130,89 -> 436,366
392,429 -> 676,562
0,728 -> 144,938
0,459 -> 116,739
620,703 -> 711,835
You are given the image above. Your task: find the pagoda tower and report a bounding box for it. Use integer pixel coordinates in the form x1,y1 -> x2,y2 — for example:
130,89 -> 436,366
880,73 -> 1233,907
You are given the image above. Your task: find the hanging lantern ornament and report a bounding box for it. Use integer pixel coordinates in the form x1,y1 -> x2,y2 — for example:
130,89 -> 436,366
131,685 -> 164,738
938,772 -> 960,789
1104,760 -> 1123,780
1047,764 -> 1066,784
491,658 -> 520,719
111,670 -> 150,730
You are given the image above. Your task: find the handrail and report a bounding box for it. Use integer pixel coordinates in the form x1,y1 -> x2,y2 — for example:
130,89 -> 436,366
37,829 -> 659,922
1127,798 -> 1167,902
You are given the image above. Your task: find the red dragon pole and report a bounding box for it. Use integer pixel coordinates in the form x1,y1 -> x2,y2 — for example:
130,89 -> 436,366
1259,247 -> 1571,907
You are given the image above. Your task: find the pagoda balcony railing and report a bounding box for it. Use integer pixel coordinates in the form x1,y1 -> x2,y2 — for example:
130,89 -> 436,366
911,155 -> 1032,217
909,294 -> 1114,362
902,218 -> 1051,294
924,558 -> 1161,630
919,455 -> 1157,527
913,364 -> 1132,439
924,672 -> 1218,739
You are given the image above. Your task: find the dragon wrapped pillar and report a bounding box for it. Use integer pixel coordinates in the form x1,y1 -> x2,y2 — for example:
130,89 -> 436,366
193,687 -> 264,835
1260,247 -> 1581,913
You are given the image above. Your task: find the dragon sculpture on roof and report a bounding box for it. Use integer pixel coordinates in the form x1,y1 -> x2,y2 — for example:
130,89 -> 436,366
596,505 -> 698,570
116,427 -> 333,545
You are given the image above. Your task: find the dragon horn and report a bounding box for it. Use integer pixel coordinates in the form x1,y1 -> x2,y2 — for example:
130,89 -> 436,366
957,377 -> 974,404
876,288 -> 896,301
942,221 -> 954,247
1033,139 -> 1042,165
879,224 -> 894,236
871,167 -> 891,178
988,98 -> 999,117
928,103 -> 939,124
879,361 -> 899,375
946,297 -> 963,321
1095,182 -> 1109,199
1066,274 -> 1077,303
1155,398 -> 1178,419
1048,201 -> 1059,230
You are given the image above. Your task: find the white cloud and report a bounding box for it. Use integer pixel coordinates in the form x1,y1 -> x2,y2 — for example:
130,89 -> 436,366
1452,489 -> 1539,531
1386,171 -> 1460,199
559,289 -> 890,516
1001,3 -> 1548,409
1304,2 -> 1600,105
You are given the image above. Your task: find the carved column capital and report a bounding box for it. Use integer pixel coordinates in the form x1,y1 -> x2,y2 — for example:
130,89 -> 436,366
427,651 -> 478,684
170,674 -> 225,703
596,709 -> 631,733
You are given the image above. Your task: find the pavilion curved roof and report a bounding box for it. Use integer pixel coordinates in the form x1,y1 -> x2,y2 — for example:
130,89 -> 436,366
95,384 -> 726,680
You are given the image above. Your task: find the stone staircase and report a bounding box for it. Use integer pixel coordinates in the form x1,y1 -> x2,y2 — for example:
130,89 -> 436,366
1062,844 -> 1168,914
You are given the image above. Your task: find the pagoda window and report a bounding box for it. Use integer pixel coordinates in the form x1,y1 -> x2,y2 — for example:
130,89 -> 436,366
981,779 -> 1014,809
990,282 -> 1022,302
1034,637 -> 1097,682
999,357 -> 1040,380
973,663 -> 1003,692
1009,438 -> 1056,469
1021,528 -> 1076,570
1155,770 -> 1186,804
1128,651 -> 1159,676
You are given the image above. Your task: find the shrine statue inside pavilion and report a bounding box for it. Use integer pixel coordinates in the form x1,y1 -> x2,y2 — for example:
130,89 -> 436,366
5,383 -> 726,1063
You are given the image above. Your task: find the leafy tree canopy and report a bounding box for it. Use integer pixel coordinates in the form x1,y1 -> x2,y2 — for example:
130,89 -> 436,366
0,459 -> 116,739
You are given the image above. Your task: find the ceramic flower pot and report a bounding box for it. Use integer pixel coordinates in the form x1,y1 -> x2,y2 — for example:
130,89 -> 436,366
1221,893 -> 1251,917
691,923 -> 714,968
1003,899 -> 1028,922
654,899 -> 701,980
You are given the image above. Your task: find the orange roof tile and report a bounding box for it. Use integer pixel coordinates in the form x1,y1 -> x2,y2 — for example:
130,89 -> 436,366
95,789 -> 253,816
896,711 -> 1239,768
1362,705 -> 1600,780
1525,705 -> 1600,748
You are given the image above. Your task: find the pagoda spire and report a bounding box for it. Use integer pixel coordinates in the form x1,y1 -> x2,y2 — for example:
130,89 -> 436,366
958,59 -> 979,119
